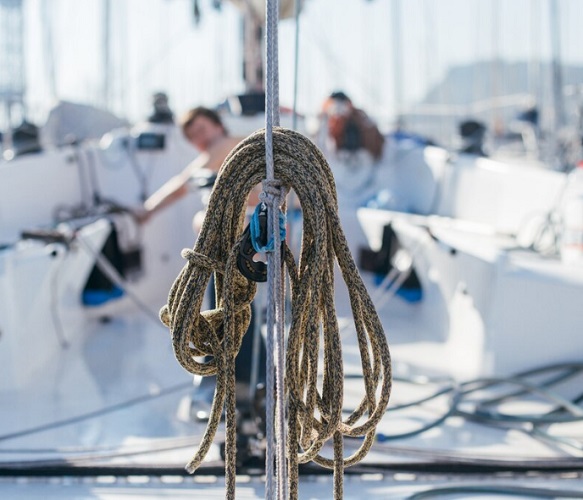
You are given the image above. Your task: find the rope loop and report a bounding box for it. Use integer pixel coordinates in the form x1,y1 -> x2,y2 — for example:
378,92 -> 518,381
160,242 -> 255,378
180,248 -> 223,273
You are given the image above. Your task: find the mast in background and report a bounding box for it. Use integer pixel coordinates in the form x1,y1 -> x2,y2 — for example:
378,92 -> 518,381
232,0 -> 301,92
103,0 -> 112,109
0,0 -> 25,132
549,0 -> 565,131
41,0 -> 57,104
242,2 -> 264,92
548,0 -> 567,169
391,0 -> 403,126
490,0 -> 501,135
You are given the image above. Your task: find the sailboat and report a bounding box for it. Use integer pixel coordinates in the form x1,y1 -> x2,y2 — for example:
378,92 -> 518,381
2,0 -> 583,498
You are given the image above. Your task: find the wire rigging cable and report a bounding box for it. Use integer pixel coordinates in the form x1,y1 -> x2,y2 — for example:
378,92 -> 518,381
160,128 -> 392,500
263,0 -> 289,498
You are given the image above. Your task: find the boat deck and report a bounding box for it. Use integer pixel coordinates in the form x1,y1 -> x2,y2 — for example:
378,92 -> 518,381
1,292 -> 582,499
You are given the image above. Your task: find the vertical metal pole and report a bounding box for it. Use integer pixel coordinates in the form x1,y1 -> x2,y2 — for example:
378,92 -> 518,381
0,0 -> 25,129
391,0 -> 402,125
550,0 -> 565,131
549,0 -> 566,169
243,4 -> 263,92
103,0 -> 111,109
490,0 -> 501,136
41,0 -> 57,102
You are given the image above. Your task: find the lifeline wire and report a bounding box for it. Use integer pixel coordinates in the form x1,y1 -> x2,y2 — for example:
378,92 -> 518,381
160,128 -> 392,500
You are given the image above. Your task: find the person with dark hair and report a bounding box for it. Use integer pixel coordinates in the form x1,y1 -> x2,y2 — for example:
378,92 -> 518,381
321,91 -> 385,161
138,106 -> 243,222
139,105 -> 265,421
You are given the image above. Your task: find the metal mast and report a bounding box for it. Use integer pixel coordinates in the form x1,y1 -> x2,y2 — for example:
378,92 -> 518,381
103,0 -> 112,109
549,0 -> 565,131
242,3 -> 263,92
391,0 -> 402,125
0,0 -> 25,130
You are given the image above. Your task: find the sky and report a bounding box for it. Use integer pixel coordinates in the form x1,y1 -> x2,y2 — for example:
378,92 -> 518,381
10,0 -> 583,129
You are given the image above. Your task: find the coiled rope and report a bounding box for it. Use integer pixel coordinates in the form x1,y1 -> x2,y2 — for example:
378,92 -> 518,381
160,127 -> 392,499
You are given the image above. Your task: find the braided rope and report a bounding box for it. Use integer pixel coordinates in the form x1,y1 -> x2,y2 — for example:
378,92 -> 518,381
161,128 -> 392,500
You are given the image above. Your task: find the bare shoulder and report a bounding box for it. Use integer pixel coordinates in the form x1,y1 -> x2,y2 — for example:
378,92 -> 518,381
212,136 -> 245,154
195,136 -> 242,172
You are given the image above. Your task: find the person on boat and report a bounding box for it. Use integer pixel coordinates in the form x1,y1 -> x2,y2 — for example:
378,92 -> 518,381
320,91 -> 385,162
137,106 -> 244,222
138,105 -> 266,421
317,91 -> 386,199
147,92 -> 175,124
458,119 -> 488,156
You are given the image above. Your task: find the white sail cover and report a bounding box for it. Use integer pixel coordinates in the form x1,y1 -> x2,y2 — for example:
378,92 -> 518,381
41,100 -> 128,147
229,0 -> 300,21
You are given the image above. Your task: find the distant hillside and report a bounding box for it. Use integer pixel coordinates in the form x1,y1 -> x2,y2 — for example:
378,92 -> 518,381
403,60 -> 583,147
